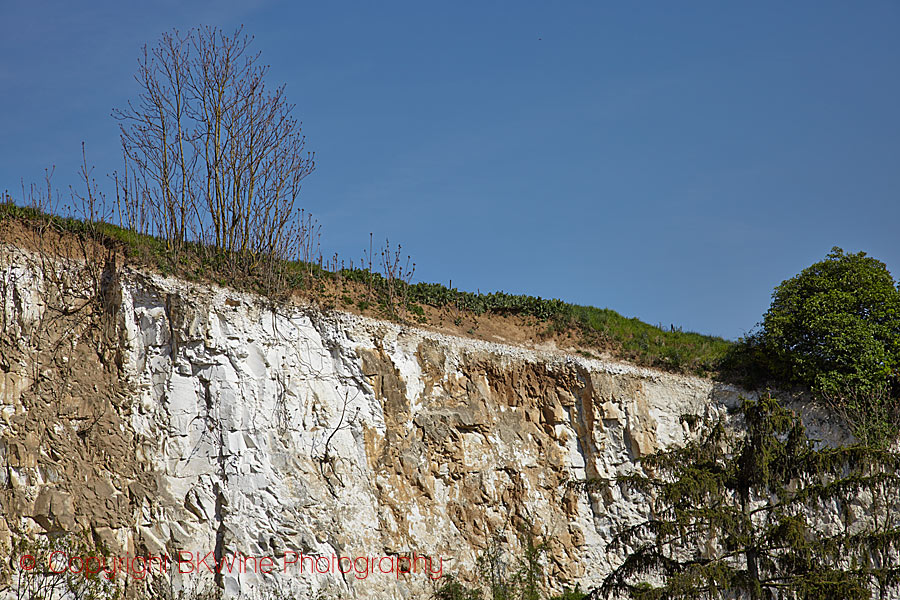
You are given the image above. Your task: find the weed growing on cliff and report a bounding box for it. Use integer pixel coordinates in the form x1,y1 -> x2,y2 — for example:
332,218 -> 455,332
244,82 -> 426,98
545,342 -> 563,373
379,238 -> 416,319
431,524 -> 588,600
317,386 -> 361,493
9,533 -> 120,600
820,382 -> 900,449
433,576 -> 483,600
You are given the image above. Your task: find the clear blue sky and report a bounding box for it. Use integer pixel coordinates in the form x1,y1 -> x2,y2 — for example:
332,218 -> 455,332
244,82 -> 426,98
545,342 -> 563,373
2,1 -> 897,340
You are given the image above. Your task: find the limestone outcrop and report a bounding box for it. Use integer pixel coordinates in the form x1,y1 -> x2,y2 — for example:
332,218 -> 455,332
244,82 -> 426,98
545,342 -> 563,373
0,245 -> 840,599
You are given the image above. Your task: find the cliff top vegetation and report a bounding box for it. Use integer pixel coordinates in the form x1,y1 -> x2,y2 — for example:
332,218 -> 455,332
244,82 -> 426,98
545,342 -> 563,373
0,199 -> 731,377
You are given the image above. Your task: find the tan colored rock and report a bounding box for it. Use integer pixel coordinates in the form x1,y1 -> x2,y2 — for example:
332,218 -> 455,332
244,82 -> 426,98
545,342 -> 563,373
5,244 -> 845,600
32,488 -> 76,532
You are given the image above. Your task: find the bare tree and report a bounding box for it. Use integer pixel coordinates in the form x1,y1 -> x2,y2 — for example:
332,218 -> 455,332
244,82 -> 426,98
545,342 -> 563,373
115,29 -> 195,252
380,238 -> 415,318
114,26 -> 315,270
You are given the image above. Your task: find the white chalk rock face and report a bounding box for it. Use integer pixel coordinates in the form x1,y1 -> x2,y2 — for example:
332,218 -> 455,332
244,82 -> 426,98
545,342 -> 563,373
0,247 -> 845,599
113,270 -> 740,599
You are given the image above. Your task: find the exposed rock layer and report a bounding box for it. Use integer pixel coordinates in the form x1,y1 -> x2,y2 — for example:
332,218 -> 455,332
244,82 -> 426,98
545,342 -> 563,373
0,246 -> 830,598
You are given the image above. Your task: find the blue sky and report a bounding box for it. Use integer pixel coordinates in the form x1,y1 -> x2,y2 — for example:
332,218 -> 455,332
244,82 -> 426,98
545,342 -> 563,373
1,1 -> 897,340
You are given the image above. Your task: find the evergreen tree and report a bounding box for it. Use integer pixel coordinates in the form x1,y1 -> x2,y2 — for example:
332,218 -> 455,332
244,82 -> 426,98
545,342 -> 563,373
587,395 -> 900,600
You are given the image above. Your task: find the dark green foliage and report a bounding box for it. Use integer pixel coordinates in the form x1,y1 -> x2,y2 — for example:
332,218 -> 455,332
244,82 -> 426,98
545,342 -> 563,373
821,382 -> 900,448
434,577 -> 483,600
476,527 -> 549,600
550,585 -> 588,600
587,394 -> 900,600
759,247 -> 900,397
340,271 -> 569,320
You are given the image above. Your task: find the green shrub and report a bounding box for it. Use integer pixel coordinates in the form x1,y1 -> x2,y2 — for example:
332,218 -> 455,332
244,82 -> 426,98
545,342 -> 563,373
591,393 -> 900,599
549,586 -> 587,600
723,247 -> 900,445
434,576 -> 482,600
760,247 -> 900,396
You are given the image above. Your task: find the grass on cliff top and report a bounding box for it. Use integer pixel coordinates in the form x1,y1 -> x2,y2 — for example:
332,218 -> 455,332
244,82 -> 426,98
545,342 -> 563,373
0,201 -> 732,376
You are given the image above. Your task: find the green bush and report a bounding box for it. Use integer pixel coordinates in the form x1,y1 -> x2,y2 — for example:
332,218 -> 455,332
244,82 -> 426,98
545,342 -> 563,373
431,524 -> 576,600
434,576 -> 482,600
723,247 -> 900,445
759,247 -> 900,396
549,585 -> 587,600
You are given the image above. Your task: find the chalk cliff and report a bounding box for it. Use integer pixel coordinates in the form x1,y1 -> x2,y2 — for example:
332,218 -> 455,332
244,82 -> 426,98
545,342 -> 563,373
0,245 -> 837,599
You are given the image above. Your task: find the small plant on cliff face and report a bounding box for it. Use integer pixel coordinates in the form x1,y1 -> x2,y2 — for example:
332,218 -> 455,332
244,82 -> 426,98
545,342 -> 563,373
550,586 -> 587,600
9,533 -> 120,600
821,382 -> 900,449
480,528 -> 549,600
581,394 -> 900,600
433,576 -> 483,600
431,524 -> 559,600
379,238 -> 416,319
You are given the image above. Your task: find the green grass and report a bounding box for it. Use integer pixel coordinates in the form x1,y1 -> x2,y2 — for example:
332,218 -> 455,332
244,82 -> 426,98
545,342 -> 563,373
0,200 -> 733,376
561,304 -> 731,374
339,268 -> 731,375
0,202 -> 170,258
